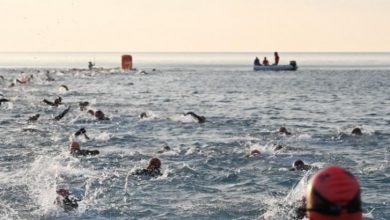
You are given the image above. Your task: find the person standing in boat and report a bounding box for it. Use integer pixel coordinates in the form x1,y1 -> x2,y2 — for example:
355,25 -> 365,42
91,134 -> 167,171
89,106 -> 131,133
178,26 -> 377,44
254,57 -> 261,66
88,61 -> 95,70
262,57 -> 269,66
273,52 -> 280,65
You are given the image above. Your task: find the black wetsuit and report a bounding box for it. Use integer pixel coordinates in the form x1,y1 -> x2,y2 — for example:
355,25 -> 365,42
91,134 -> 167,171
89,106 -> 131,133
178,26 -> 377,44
184,112 -> 206,123
28,114 -> 40,122
55,196 -> 78,212
54,106 -> 71,121
133,168 -> 162,177
0,98 -> 10,106
71,149 -> 100,157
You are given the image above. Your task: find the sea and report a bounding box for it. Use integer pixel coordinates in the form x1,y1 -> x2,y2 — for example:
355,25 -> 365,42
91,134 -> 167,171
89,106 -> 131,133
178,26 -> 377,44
0,52 -> 389,219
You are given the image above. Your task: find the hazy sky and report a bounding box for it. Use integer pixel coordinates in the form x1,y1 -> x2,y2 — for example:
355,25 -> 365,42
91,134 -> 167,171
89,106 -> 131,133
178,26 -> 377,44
2,0 -> 390,52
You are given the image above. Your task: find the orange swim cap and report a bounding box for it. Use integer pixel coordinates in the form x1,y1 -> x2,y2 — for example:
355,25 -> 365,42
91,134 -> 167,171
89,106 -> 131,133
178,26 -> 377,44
306,166 -> 362,220
70,141 -> 80,150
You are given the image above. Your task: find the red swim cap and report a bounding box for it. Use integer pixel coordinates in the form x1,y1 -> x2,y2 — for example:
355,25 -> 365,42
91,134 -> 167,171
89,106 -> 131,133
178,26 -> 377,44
251,149 -> 261,155
306,166 -> 362,220
148,158 -> 161,169
70,141 -> 80,150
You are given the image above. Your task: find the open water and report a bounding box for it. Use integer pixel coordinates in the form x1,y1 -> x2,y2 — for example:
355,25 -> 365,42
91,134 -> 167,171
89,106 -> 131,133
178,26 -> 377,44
0,52 -> 389,219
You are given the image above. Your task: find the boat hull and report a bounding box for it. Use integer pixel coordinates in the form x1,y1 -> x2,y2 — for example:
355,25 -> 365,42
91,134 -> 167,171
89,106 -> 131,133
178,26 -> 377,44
253,61 -> 298,71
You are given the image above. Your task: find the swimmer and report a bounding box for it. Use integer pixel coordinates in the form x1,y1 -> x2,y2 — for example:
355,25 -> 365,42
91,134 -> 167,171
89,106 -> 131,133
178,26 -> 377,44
132,158 -> 162,177
0,75 -> 4,80
0,98 -> 10,106
306,166 -> 362,220
54,106 -> 71,121
60,85 -> 69,91
94,110 -> 110,120
69,141 -> 99,157
43,96 -> 62,107
184,112 -> 206,123
139,112 -> 149,119
28,114 -> 40,123
351,127 -> 362,135
54,189 -> 79,212
250,149 -> 261,156
157,144 -> 171,153
290,160 -> 311,171
279,127 -> 292,135
74,128 -> 90,140
79,101 -> 89,111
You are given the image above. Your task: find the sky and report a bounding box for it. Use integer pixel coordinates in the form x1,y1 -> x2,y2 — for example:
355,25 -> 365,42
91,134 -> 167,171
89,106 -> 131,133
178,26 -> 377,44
1,0 -> 390,52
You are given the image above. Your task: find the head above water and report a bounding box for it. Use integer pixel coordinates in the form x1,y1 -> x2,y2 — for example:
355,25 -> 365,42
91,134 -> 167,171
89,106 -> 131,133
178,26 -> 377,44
293,160 -> 305,168
95,110 -> 105,120
251,149 -> 261,155
351,128 -> 362,135
306,165 -> 362,220
70,141 -> 80,150
147,158 -> 161,170
56,189 -> 70,197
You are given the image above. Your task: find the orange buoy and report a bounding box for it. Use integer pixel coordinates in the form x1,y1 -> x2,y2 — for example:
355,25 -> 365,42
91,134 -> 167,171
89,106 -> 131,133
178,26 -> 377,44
121,55 -> 133,70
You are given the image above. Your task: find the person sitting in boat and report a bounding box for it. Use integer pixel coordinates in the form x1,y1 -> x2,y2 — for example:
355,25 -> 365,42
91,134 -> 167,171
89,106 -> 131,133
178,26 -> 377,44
273,52 -> 280,65
132,157 -> 162,177
69,141 -> 100,157
54,188 -> 79,212
88,61 -> 95,70
262,57 -> 270,66
254,57 -> 261,66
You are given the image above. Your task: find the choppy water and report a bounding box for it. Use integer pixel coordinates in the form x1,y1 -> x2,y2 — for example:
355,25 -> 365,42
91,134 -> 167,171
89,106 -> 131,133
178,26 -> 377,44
0,53 -> 389,219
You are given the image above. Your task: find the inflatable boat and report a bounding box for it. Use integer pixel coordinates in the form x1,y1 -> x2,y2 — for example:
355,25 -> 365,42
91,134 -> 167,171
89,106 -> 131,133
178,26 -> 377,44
253,61 -> 298,71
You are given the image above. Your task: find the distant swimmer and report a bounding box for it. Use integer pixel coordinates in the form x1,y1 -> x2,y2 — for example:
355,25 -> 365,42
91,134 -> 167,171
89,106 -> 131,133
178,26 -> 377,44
184,112 -> 206,123
74,127 -> 90,140
69,141 -> 99,157
254,57 -> 261,66
250,149 -> 261,156
43,96 -> 62,107
16,74 -> 33,84
60,85 -> 69,91
54,189 -> 79,212
0,98 -> 10,106
306,166 -> 362,220
132,158 -> 162,177
54,106 -> 71,121
94,110 -> 110,120
290,160 -> 311,171
279,127 -> 292,135
351,127 -> 362,135
45,71 -> 55,81
28,114 -> 40,123
0,75 -> 4,80
157,144 -> 171,153
79,101 -> 89,111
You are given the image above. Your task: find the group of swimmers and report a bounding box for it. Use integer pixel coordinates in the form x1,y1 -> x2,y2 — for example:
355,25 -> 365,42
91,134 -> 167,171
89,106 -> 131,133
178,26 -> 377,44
254,52 -> 280,66
3,70 -> 365,219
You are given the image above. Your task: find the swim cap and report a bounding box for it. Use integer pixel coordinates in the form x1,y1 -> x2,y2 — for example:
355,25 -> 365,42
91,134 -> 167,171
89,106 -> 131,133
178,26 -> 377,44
306,166 -> 362,220
293,160 -> 305,168
351,128 -> 362,135
56,189 -> 70,197
251,149 -> 261,155
148,158 -> 161,169
70,141 -> 80,150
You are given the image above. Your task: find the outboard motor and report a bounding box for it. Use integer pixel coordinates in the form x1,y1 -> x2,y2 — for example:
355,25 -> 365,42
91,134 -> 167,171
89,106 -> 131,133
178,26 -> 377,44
290,61 -> 298,70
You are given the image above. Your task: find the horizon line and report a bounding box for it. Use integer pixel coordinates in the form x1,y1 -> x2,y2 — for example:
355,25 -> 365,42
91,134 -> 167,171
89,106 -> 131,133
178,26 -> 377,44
1,51 -> 390,54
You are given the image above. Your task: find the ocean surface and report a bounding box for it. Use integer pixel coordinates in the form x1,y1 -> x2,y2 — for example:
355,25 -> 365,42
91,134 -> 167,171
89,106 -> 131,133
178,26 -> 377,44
0,52 -> 389,219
